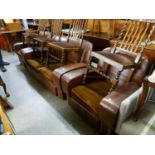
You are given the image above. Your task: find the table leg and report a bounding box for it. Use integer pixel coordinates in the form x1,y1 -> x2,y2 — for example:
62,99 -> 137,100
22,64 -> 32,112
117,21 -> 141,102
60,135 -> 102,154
61,49 -> 66,65
4,33 -> 12,52
133,79 -> 149,121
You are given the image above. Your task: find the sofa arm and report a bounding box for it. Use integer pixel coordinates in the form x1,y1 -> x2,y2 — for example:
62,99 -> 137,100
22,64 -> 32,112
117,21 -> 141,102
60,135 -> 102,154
20,47 -> 34,60
99,82 -> 139,134
14,42 -> 24,52
52,63 -> 86,98
61,68 -> 87,97
53,63 -> 86,79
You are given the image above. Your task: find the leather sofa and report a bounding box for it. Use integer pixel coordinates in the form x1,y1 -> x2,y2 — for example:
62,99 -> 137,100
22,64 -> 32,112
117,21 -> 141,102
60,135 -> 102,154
54,48 -> 149,134
17,38 -> 93,96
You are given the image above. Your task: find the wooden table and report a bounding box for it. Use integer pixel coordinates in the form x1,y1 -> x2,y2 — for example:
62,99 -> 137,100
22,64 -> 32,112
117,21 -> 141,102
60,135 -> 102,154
0,29 -> 26,52
133,70 -> 155,121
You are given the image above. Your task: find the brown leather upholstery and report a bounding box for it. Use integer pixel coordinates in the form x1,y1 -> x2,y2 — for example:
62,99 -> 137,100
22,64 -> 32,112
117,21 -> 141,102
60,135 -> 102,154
27,59 -> 42,69
52,39 -> 110,99
51,39 -> 94,98
19,39 -> 93,96
18,47 -> 34,67
53,63 -> 87,98
14,42 -> 27,64
71,85 -> 102,116
65,49 -> 149,134
99,82 -> 139,134
38,67 -> 53,81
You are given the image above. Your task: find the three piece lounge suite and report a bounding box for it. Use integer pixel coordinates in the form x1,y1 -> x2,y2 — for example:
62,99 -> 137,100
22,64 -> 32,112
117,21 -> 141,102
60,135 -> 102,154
13,19 -> 154,134
14,40 -> 150,134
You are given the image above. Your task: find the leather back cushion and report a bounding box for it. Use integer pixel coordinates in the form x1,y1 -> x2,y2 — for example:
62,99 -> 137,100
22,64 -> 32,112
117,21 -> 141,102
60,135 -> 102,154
80,40 -> 93,63
97,48 -> 149,85
131,56 -> 149,85
67,39 -> 93,64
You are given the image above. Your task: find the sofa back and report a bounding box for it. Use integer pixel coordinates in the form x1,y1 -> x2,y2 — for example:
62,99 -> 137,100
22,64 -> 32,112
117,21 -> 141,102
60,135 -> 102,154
65,38 -> 93,64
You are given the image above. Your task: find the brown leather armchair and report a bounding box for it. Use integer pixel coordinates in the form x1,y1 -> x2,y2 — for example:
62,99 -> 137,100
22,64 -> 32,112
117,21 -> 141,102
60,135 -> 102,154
61,49 -> 149,134
52,39 -> 110,99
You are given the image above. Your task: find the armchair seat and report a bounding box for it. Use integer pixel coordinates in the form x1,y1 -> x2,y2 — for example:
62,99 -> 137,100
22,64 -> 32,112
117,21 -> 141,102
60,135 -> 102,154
71,85 -> 102,115
71,80 -> 112,116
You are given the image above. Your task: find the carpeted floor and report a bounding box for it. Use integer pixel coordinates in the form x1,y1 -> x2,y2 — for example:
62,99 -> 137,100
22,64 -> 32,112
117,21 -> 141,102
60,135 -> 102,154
0,51 -> 97,135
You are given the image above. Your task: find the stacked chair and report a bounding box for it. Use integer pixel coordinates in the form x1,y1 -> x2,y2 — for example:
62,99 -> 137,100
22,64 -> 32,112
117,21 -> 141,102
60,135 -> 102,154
14,19 -> 50,63
32,19 -> 64,64
23,19 -> 50,46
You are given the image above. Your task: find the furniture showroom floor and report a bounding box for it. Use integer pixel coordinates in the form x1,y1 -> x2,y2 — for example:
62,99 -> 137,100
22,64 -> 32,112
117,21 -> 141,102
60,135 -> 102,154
1,51 -> 155,135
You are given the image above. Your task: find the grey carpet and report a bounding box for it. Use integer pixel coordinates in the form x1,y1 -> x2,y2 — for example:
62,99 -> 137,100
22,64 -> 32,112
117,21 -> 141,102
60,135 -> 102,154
0,51 -> 97,135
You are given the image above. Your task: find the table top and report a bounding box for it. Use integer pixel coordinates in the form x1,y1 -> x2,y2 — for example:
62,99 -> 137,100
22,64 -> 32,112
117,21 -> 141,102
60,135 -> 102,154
0,29 -> 26,34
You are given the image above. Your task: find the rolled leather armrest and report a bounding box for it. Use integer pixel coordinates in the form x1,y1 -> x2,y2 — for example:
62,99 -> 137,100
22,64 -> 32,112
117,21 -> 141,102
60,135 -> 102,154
61,68 -> 87,97
14,42 -> 25,52
99,82 -> 139,134
52,63 -> 87,98
20,47 -> 34,60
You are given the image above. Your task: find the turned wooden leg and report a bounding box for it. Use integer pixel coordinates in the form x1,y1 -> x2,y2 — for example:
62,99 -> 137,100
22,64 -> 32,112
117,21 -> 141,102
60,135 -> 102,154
40,43 -> 44,63
2,83 -> 10,97
61,49 -> 66,65
109,69 -> 123,93
46,47 -> 51,67
133,79 -> 149,121
0,76 -> 10,97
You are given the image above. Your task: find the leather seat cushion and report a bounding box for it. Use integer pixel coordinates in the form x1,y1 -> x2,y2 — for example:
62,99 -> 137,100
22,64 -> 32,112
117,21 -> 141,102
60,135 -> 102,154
27,59 -> 42,69
38,67 -> 53,81
71,85 -> 103,116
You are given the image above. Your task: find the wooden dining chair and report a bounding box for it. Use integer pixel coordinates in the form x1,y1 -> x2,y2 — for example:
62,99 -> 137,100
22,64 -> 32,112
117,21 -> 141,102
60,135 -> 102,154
23,19 -> 50,46
32,19 -> 64,64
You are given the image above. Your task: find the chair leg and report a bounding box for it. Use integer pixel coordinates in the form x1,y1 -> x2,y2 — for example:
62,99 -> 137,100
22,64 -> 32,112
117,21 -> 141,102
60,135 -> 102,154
0,76 -> 10,97
109,69 -> 123,93
2,83 -> 10,97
